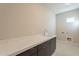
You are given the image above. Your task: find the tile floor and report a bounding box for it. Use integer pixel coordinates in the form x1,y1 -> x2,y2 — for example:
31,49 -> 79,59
52,39 -> 79,56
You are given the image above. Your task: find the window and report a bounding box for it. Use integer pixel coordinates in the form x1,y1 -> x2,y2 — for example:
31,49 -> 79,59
66,17 -> 75,23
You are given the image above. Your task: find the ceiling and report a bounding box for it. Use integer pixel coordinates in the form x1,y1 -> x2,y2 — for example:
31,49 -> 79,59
44,3 -> 79,14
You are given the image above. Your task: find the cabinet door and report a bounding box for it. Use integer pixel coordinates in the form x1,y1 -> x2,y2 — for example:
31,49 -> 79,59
37,41 -> 50,56
49,37 -> 56,55
30,52 -> 37,56
16,47 -> 37,56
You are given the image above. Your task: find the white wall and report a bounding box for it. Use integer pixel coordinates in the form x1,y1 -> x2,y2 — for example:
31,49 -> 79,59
0,4 -> 49,39
47,10 -> 56,35
0,4 -> 56,39
56,8 -> 79,43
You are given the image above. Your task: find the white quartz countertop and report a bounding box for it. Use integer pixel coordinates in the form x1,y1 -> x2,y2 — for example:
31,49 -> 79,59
0,34 -> 56,56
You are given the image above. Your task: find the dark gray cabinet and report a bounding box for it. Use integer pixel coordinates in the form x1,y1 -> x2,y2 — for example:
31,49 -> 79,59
49,37 -> 56,55
37,40 -> 50,56
16,37 -> 56,56
16,47 -> 37,56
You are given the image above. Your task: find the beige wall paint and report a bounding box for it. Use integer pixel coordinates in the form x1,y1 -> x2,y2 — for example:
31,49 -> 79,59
56,8 -> 79,43
0,4 -> 51,39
